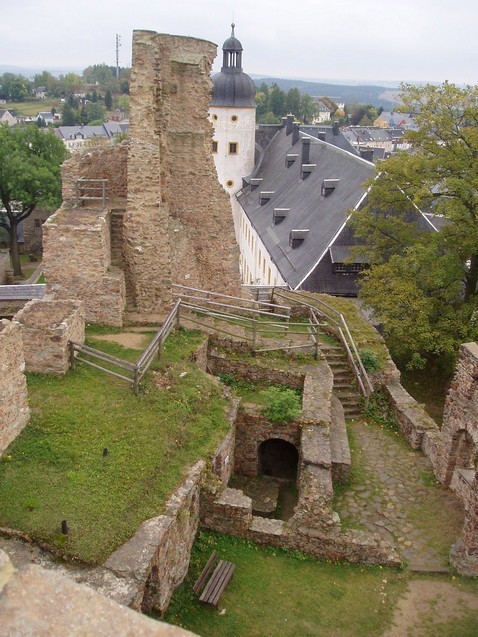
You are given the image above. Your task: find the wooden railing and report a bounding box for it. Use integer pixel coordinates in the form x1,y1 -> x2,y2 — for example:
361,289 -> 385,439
69,301 -> 181,394
75,178 -> 108,207
272,288 -> 374,399
69,286 -> 373,398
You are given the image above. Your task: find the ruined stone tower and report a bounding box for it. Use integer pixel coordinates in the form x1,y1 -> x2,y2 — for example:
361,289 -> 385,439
43,31 -> 242,325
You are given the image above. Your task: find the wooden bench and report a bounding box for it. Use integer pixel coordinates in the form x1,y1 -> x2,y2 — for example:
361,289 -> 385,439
193,550 -> 236,606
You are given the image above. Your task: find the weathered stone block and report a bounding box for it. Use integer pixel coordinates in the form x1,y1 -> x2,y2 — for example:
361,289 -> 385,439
14,299 -> 85,375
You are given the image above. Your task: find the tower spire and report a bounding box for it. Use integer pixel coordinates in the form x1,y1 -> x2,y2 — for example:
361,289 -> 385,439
231,22 -> 235,37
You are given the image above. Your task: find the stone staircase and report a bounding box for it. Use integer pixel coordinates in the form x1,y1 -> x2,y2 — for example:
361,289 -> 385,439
320,342 -> 362,420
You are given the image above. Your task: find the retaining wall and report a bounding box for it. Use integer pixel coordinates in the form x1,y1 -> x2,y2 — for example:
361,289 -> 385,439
0,319 -> 30,455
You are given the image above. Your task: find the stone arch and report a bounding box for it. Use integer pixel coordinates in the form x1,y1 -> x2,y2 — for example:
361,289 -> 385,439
258,438 -> 299,480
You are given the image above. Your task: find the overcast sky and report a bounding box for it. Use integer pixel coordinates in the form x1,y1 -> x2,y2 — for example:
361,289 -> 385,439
1,0 -> 477,85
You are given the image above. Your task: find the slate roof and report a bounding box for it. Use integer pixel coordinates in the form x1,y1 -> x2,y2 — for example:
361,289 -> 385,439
0,284 -> 46,301
299,125 -> 358,155
54,122 -> 125,140
237,128 -> 375,288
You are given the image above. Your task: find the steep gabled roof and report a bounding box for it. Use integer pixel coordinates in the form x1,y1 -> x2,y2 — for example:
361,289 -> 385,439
237,128 -> 375,288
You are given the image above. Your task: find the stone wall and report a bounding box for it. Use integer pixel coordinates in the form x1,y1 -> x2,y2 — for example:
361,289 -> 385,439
43,206 -> 126,326
207,355 -> 305,389
0,319 -> 30,455
0,550 -> 198,637
382,380 -> 440,450
105,461 -> 204,615
61,144 -> 128,204
14,299 -> 85,375
0,249 -> 9,284
200,489 -> 400,567
122,31 -> 241,317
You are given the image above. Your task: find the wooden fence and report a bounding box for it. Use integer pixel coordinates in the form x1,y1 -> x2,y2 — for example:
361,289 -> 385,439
69,286 -> 373,398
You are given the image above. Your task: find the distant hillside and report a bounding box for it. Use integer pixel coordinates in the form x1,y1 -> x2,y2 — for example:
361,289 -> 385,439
0,65 -> 83,78
254,77 -> 399,108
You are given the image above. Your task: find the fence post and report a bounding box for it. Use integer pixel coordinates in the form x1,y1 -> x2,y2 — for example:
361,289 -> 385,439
69,341 -> 76,370
252,318 -> 257,354
176,302 -> 181,328
133,367 -> 140,395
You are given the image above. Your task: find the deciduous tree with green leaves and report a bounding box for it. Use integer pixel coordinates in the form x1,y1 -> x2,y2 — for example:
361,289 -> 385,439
0,124 -> 67,276
351,82 -> 478,368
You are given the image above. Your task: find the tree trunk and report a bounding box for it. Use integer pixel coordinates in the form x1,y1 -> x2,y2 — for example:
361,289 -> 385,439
9,220 -> 23,277
464,253 -> 478,302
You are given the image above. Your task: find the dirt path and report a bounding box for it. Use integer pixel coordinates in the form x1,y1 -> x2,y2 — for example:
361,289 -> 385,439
383,579 -> 478,636
89,331 -> 154,350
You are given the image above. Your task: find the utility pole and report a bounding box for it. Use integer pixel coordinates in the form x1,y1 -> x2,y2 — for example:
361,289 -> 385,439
115,34 -> 121,79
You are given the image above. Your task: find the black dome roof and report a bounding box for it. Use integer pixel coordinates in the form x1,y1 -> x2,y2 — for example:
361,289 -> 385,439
211,24 -> 256,108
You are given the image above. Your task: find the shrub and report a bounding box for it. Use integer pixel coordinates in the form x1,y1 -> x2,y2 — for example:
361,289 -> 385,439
261,387 -> 301,424
359,349 -> 382,372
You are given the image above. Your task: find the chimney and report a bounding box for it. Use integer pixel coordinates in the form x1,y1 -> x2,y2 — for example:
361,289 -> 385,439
292,122 -> 300,145
317,131 -> 326,142
285,114 -> 294,136
301,137 -> 311,164
333,121 -> 340,136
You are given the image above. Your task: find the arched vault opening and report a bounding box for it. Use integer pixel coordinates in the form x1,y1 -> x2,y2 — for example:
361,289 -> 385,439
258,438 -> 299,480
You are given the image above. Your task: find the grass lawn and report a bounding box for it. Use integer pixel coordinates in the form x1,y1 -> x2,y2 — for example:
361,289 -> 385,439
0,328 -> 231,564
6,99 -> 61,117
165,531 -> 407,637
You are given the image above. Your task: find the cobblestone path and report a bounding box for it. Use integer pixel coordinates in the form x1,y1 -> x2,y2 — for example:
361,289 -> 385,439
334,420 -> 464,572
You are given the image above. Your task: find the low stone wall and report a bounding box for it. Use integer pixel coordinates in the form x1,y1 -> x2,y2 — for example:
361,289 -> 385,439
382,380 -> 440,449
200,488 -> 400,567
0,319 -> 30,455
207,355 -> 305,389
0,550 -> 198,637
43,206 -> 126,326
105,461 -> 204,615
14,299 -> 85,375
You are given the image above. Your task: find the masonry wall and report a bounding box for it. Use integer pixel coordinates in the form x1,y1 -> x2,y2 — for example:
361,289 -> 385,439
0,550 -> 198,637
43,206 -> 126,326
0,320 -> 30,455
61,145 -> 128,204
14,299 -> 85,375
105,461 -> 204,615
123,31 -> 241,317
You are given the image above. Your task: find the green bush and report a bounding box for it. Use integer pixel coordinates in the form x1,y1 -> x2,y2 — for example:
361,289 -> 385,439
359,349 -> 382,372
261,387 -> 301,424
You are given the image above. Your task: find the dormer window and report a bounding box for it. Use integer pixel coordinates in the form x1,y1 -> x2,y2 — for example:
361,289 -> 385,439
273,208 -> 290,224
321,179 -> 340,196
289,229 -> 309,248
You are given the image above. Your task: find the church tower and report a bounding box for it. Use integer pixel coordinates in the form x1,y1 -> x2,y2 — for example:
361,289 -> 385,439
210,25 -> 256,243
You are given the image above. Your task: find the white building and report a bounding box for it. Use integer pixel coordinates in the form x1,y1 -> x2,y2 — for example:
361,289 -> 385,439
209,25 -> 266,282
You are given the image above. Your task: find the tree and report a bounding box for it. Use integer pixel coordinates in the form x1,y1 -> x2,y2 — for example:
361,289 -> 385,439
61,102 -> 79,125
285,88 -> 301,117
0,125 -> 67,276
299,94 -> 317,124
351,82 -> 478,368
0,73 -> 32,101
268,84 -> 285,118
104,89 -> 113,110
83,102 -> 105,123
